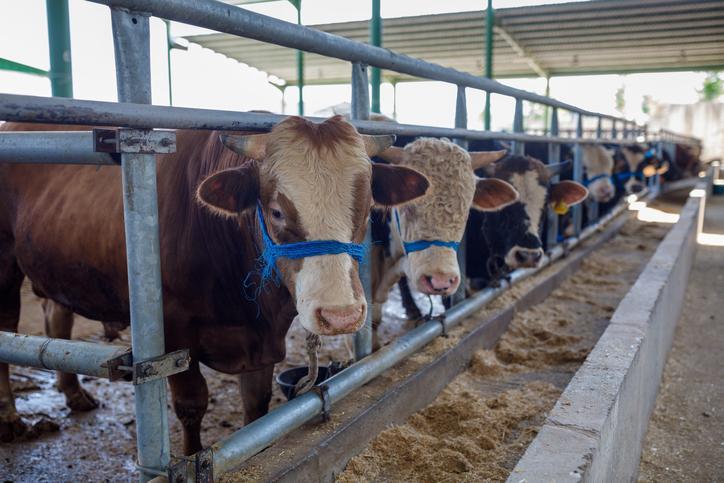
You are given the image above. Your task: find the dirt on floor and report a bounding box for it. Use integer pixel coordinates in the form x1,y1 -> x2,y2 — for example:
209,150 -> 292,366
638,193 -> 724,483
337,209 -> 675,483
0,201 -> 677,482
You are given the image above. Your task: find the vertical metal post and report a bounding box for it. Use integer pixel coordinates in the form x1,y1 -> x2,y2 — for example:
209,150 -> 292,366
449,85 -> 468,307
46,0 -> 73,98
611,119 -> 618,140
165,20 -> 173,106
511,98 -> 524,155
484,0 -> 494,130
392,80 -> 398,120
546,107 -> 560,251
370,0 -> 382,114
543,76 -> 550,134
292,0 -> 304,115
351,62 -> 372,360
596,116 -> 603,139
622,121 -> 629,139
110,9 -> 170,481
572,113 -> 584,235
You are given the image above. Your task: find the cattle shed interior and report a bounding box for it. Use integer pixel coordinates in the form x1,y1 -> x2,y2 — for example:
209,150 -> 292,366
189,0 -> 724,85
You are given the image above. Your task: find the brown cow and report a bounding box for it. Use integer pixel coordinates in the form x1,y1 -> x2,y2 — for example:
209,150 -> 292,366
0,116 -> 429,453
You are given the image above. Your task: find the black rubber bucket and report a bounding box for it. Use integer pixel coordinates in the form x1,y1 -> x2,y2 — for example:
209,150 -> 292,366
276,366 -> 331,401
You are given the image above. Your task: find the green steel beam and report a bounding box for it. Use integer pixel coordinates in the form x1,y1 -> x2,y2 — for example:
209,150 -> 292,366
484,0 -> 493,130
0,58 -> 48,77
46,0 -> 73,98
289,0 -> 304,115
370,0 -> 381,113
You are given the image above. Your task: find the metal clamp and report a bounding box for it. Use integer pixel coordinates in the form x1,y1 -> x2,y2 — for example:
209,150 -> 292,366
427,314 -> 448,337
168,457 -> 192,483
313,383 -> 332,422
93,128 -> 176,155
103,348 -> 190,385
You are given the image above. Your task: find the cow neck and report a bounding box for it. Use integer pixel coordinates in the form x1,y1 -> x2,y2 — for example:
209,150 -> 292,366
392,208 -> 460,255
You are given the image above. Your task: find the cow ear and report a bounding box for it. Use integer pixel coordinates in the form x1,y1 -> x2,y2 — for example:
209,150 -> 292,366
642,165 -> 657,177
376,146 -> 406,164
657,161 -> 670,175
469,150 -> 507,171
362,134 -> 396,157
471,177 -> 519,212
220,133 -> 270,161
196,165 -> 259,216
371,164 -> 429,207
549,180 -> 588,208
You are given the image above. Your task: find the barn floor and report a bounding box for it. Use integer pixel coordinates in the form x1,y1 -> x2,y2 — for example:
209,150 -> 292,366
638,192 -> 724,482
0,196 -> 681,482
336,200 -> 679,482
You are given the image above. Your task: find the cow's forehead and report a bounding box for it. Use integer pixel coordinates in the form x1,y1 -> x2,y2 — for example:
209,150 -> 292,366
262,117 -> 371,240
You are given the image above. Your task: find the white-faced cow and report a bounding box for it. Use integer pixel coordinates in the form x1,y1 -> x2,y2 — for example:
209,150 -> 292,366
0,116 -> 429,453
466,154 -> 589,289
369,138 -> 518,347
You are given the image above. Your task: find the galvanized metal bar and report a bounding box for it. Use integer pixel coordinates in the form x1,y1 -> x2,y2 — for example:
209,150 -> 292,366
0,93 -> 672,146
351,61 -> 372,360
450,85 -> 468,306
546,107 -> 560,251
370,0 -> 381,114
611,119 -> 618,139
110,8 -> 170,481
0,132 -> 117,165
596,116 -> 603,139
46,0 -> 73,97
207,190 -> 641,478
572,113 -> 584,234
87,0 -> 633,122
484,0 -> 494,130
511,98 -> 525,155
0,332 -> 129,378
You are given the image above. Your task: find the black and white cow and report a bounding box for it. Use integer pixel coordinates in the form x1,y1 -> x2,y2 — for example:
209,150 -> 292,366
466,154 -> 589,289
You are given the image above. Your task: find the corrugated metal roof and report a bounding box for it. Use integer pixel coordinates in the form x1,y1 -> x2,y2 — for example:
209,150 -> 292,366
187,0 -> 724,85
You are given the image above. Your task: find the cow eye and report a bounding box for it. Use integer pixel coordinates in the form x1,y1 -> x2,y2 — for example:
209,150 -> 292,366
271,208 -> 283,220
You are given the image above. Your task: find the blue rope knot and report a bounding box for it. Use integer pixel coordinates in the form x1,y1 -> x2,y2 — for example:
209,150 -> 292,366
393,209 -> 460,255
256,203 -> 366,282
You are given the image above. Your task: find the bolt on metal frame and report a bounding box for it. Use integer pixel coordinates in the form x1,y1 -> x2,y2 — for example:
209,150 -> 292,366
0,0 -> 702,481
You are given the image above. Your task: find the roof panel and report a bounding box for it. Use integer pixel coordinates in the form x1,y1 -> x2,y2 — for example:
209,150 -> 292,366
186,0 -> 724,84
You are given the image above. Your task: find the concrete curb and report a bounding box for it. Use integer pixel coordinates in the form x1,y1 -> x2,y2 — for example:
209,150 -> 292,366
508,185 -> 705,483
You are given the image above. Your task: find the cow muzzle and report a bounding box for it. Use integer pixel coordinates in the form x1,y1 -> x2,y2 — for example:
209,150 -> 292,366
506,246 -> 543,269
315,304 -> 366,335
417,273 -> 460,296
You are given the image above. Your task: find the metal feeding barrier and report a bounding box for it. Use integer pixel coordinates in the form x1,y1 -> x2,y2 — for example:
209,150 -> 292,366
0,0 -> 701,481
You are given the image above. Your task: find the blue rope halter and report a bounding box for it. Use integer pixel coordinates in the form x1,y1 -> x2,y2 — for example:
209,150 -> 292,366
583,173 -> 611,187
256,202 -> 366,282
393,209 -> 460,255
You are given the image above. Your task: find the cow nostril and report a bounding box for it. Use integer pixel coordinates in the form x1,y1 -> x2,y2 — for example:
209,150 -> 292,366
515,250 -> 528,264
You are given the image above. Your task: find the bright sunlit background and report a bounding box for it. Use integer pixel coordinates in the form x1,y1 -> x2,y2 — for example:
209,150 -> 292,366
0,0 -> 718,134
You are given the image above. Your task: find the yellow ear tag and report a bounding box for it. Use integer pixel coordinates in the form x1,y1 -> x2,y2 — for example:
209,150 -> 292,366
553,201 -> 570,215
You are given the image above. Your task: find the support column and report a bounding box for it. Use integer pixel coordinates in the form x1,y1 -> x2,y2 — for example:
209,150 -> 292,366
46,0 -> 73,98
546,107 -> 560,251
110,9 -> 170,481
293,0 -> 304,115
351,62 -> 372,360
449,85 -> 468,307
572,113 -> 584,235
511,98 -> 524,155
484,0 -> 494,130
370,0 -> 381,114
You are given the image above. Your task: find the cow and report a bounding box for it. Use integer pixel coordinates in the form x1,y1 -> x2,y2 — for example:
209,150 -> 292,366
0,116 -> 430,454
466,154 -> 589,289
368,138 -> 518,348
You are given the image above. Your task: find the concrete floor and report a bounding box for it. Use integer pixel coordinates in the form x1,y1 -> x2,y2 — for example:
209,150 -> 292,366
638,189 -> 724,482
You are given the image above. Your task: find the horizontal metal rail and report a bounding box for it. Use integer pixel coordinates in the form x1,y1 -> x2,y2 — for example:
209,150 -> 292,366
88,0 -> 637,125
200,192 -> 640,479
0,131 -> 118,165
0,94 -> 668,146
0,331 -> 130,379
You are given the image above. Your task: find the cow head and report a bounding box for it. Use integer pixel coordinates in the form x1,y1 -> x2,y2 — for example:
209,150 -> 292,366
617,144 -> 660,195
377,139 -> 517,296
581,144 -> 615,202
480,155 -> 588,270
197,116 -> 430,336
